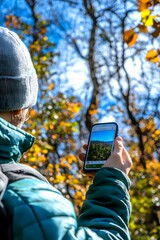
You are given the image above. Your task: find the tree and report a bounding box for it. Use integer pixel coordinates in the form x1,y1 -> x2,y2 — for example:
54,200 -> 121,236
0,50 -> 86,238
123,0 -> 160,64
45,0 -> 159,158
1,0 -> 160,238
41,0 -> 160,238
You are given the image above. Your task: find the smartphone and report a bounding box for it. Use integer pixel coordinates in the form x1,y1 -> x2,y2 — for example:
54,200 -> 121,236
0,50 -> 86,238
83,122 -> 118,172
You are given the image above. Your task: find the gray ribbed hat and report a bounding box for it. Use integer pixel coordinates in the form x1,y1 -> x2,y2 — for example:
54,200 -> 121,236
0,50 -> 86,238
0,27 -> 38,111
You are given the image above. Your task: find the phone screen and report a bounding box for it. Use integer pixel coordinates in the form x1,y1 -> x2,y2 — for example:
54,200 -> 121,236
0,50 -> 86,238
84,122 -> 118,171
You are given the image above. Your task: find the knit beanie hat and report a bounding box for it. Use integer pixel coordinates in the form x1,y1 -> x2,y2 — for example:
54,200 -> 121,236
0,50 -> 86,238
0,27 -> 38,111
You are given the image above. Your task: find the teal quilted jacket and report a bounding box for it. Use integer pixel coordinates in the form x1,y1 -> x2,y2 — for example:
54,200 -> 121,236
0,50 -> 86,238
0,118 -> 131,240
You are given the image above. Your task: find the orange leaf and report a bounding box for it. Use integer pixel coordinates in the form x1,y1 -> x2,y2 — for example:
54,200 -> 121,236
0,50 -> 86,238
36,45 -> 40,51
138,24 -> 148,33
152,28 -> 160,38
30,109 -> 37,118
88,109 -> 98,115
152,20 -> 160,38
146,49 -> 159,62
123,29 -> 138,47
138,0 -> 152,11
140,0 -> 151,2
41,28 -> 47,35
48,83 -> 55,90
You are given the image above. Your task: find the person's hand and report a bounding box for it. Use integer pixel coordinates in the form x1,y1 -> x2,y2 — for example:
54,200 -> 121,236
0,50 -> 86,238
79,136 -> 132,177
103,136 -> 132,175
79,144 -> 88,163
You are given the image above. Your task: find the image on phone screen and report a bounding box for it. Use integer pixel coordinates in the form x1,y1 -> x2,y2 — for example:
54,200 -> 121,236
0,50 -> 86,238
84,123 -> 118,171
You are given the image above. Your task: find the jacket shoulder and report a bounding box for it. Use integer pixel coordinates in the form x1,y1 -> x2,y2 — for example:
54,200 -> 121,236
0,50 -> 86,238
3,178 -> 77,240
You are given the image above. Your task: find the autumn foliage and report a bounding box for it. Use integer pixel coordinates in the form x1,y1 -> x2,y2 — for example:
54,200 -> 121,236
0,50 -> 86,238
123,0 -> 160,66
2,0 -> 160,238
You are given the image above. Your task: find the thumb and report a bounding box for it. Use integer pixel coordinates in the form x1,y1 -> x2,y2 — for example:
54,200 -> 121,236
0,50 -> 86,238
113,136 -> 123,155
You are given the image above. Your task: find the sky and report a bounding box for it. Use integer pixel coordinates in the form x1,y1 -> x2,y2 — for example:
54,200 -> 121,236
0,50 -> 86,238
0,0 -> 159,128
90,129 -> 115,142
90,124 -> 116,142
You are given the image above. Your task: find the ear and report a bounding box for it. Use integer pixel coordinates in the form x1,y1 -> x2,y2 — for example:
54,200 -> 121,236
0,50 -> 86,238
13,109 -> 23,116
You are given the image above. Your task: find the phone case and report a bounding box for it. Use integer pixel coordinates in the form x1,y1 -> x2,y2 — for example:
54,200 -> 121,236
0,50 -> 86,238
83,122 -> 118,173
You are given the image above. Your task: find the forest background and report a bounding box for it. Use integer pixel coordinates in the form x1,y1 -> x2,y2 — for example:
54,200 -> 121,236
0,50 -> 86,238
0,0 -> 160,239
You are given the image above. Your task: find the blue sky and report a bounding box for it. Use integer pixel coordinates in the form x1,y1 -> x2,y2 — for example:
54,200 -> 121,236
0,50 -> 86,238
90,129 -> 115,142
1,0 -> 159,128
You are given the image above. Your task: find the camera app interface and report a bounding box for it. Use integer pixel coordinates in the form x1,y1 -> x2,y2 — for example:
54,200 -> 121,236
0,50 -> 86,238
85,123 -> 117,170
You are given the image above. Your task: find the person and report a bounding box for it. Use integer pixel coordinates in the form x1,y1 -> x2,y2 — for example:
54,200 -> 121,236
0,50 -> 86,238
0,26 -> 133,240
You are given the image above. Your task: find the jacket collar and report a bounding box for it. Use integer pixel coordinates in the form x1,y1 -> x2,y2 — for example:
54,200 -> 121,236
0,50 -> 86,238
0,118 -> 35,164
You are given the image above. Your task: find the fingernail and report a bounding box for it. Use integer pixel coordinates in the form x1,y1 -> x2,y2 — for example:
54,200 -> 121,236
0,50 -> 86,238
116,136 -> 123,141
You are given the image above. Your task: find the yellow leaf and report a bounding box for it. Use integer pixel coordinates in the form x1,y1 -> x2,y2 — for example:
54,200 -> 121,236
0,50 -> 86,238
55,174 -> 66,183
123,29 -> 138,47
67,102 -> 82,114
74,191 -> 83,198
146,49 -> 159,62
42,56 -> 47,61
43,36 -> 48,41
52,134 -> 58,140
48,83 -> 55,90
30,109 -> 37,118
141,10 -> 156,26
67,155 -> 77,164
144,16 -> 155,26
38,155 -> 46,162
155,130 -> 160,135
42,149 -> 48,154
29,157 -> 37,162
141,9 -> 150,18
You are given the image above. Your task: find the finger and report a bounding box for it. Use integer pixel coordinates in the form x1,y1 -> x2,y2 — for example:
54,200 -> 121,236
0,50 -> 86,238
122,147 -> 133,168
83,144 -> 88,150
116,136 -> 123,141
113,136 -> 123,155
79,153 -> 86,162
